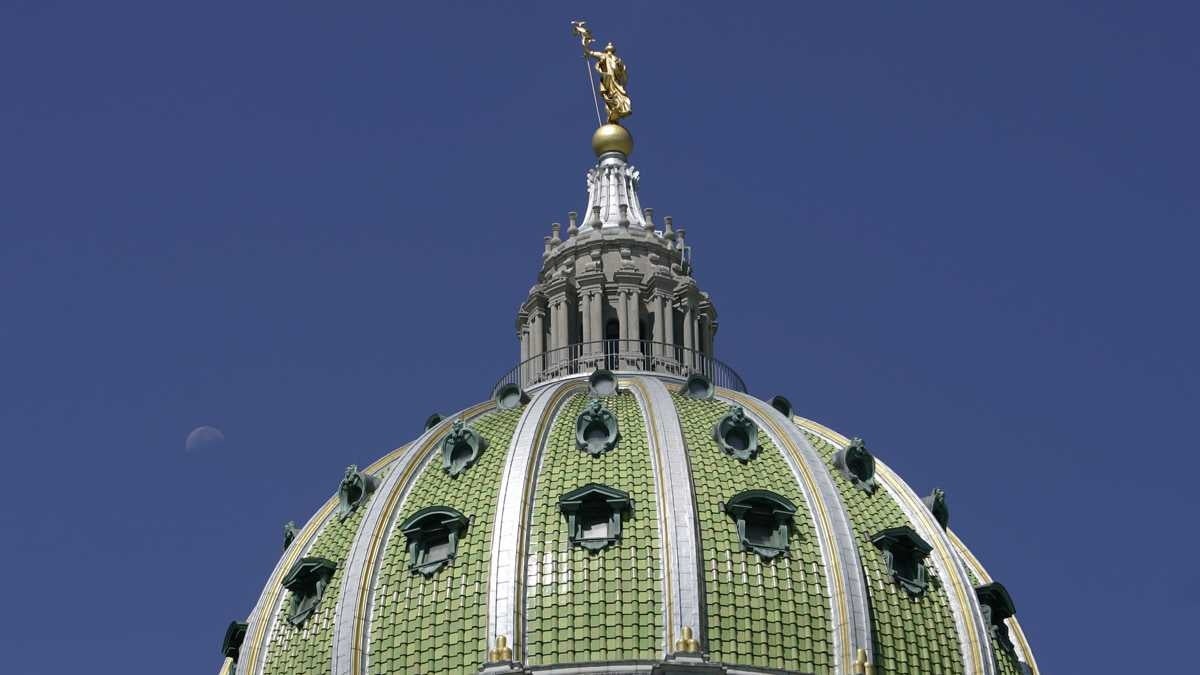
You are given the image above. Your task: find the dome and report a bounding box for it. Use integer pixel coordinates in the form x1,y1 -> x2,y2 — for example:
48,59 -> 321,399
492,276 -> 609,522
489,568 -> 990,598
220,371 -> 1037,675
217,37 -> 1038,675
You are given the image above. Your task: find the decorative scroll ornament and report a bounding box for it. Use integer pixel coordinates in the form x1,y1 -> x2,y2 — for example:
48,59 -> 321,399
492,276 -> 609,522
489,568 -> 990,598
336,465 -> 379,520
576,399 -> 621,456
923,487 -> 950,529
833,437 -> 878,494
441,419 -> 488,477
713,405 -> 760,461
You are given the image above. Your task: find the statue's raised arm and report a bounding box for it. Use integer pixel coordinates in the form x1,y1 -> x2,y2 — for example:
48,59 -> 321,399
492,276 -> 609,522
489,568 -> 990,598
571,21 -> 632,125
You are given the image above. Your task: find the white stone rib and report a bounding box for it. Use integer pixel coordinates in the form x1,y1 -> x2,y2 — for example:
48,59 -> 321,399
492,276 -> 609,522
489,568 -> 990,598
720,392 -> 875,675
331,403 -> 492,675
240,501 -> 333,675
874,459 -> 997,675
486,380 -> 577,663
628,376 -> 704,655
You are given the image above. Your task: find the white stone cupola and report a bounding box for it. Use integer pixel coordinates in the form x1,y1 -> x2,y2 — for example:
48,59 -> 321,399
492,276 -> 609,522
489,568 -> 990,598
513,125 -> 719,387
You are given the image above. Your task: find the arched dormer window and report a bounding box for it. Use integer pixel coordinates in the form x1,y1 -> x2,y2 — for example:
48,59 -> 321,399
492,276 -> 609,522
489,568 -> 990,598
976,582 -> 1018,652
441,420 -> 488,477
281,557 -> 337,626
399,506 -> 469,577
724,490 -> 797,559
575,399 -> 620,456
713,405 -> 760,462
559,483 -> 632,552
870,526 -> 932,597
221,621 -> 247,665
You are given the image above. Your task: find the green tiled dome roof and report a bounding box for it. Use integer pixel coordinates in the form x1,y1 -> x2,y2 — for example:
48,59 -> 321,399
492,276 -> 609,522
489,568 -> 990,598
220,373 -> 1038,675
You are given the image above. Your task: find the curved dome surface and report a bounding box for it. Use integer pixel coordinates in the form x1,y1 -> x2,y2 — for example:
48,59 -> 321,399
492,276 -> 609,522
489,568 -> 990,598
219,372 -> 1038,675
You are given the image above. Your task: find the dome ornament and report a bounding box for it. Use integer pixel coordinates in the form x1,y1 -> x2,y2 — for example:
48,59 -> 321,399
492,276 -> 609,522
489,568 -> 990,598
769,395 -> 793,418
923,488 -> 950,530
337,465 -> 379,521
833,438 -> 878,494
575,398 -> 620,456
680,372 -> 715,400
493,382 -> 530,410
282,521 -> 299,551
487,635 -> 514,663
588,368 -> 618,397
713,405 -> 760,462
441,419 -> 489,477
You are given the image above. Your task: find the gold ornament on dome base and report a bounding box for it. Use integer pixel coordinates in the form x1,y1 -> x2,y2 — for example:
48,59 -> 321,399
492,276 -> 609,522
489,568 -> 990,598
674,626 -> 701,653
488,635 -> 513,662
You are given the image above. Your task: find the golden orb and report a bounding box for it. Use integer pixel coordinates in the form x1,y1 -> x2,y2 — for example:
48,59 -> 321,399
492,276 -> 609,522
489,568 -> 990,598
591,123 -> 633,157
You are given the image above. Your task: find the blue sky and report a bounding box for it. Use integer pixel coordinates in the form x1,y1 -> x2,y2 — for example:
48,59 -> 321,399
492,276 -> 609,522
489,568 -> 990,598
2,2 -> 1196,673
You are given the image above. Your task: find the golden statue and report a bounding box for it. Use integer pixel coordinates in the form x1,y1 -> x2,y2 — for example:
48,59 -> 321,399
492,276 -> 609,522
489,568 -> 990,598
571,20 -> 632,124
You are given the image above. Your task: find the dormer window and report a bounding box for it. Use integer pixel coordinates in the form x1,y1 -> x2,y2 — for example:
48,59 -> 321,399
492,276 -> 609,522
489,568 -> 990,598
870,526 -> 932,597
281,557 -> 337,626
441,420 -> 488,477
724,490 -> 796,559
559,484 -> 632,551
923,488 -> 950,529
575,399 -> 620,456
399,506 -> 469,576
832,437 -> 877,494
221,620 -> 247,665
976,582 -> 1017,652
337,465 -> 378,520
713,405 -> 760,461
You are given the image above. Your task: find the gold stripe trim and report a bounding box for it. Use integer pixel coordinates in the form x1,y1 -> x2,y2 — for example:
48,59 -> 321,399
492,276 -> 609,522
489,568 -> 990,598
507,382 -> 583,660
723,391 -> 854,672
237,441 -> 412,674
793,415 -> 990,675
348,401 -> 495,675
948,529 -> 1040,675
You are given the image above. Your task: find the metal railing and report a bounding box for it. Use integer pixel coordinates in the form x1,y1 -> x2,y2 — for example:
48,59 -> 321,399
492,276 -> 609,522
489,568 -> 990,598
493,339 -> 747,393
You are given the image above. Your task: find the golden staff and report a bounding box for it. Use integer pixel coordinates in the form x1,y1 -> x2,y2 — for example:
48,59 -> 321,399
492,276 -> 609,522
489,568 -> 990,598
571,19 -> 603,126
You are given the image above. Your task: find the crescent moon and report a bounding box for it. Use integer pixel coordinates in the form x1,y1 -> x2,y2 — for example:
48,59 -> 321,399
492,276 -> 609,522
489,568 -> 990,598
185,425 -> 226,452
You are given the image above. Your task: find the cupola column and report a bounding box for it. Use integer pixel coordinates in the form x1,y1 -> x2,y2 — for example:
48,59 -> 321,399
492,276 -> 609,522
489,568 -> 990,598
651,294 -> 666,359
682,302 -> 694,369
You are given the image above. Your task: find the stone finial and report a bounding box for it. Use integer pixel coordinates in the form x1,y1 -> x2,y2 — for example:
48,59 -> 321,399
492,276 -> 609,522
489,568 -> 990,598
663,215 -> 675,240
488,635 -> 513,662
676,228 -> 686,250
542,236 -> 552,256
551,222 -> 561,242
643,207 -> 655,229
566,212 -> 578,238
674,626 -> 701,653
